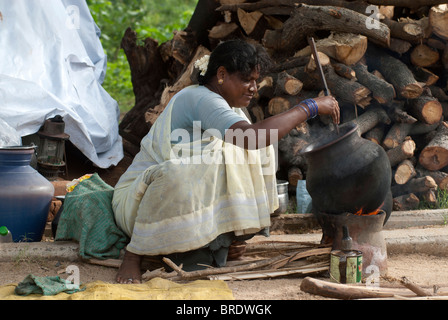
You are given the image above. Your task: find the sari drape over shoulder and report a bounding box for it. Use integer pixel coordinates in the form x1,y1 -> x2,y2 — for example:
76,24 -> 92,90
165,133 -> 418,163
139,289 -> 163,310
112,95 -> 278,256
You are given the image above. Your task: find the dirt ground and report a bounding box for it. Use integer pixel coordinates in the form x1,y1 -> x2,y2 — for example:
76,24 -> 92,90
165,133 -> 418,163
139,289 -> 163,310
4,159 -> 447,300
1,251 -> 447,300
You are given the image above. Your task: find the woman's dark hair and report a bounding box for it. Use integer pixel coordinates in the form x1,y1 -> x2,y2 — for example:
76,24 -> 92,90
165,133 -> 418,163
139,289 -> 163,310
197,39 -> 272,85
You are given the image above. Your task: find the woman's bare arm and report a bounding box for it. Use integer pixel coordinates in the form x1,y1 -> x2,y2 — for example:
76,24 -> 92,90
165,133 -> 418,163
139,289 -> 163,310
225,96 -> 340,149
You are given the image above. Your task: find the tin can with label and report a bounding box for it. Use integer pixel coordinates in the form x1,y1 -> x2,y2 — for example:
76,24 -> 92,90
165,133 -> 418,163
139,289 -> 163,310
330,250 -> 362,284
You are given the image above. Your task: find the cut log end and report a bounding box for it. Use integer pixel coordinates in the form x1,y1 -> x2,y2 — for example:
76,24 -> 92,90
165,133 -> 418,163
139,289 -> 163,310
394,160 -> 416,185
419,147 -> 448,171
400,83 -> 424,99
410,44 -> 440,67
421,101 -> 444,125
430,4 -> 448,40
284,79 -> 303,95
419,122 -> 448,170
268,97 -> 291,115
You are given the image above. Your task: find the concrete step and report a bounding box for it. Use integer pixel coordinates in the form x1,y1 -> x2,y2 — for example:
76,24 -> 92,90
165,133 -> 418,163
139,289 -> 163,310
1,209 -> 447,262
270,209 -> 448,233
252,225 -> 448,257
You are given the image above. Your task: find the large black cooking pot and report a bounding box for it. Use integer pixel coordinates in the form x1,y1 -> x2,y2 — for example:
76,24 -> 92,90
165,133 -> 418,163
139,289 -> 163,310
301,122 -> 392,217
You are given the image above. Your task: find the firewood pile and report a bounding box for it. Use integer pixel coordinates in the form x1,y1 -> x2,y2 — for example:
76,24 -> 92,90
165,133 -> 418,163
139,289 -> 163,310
118,0 -> 448,211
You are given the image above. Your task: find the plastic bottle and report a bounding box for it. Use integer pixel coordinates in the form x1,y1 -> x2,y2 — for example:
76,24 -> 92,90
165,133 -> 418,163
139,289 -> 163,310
0,226 -> 13,243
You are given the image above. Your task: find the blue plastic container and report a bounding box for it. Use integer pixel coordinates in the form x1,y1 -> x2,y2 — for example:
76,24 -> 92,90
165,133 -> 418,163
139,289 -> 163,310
296,180 -> 312,214
0,146 -> 54,242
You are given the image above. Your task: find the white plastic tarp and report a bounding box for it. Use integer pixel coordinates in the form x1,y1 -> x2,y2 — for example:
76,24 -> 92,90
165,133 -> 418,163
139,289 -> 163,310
0,0 -> 123,168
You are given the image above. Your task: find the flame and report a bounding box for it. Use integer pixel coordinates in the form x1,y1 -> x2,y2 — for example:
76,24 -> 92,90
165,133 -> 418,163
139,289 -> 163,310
354,204 -> 382,216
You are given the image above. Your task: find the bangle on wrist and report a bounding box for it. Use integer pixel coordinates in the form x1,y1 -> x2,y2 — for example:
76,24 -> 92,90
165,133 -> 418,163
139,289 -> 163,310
308,99 -> 318,118
299,99 -> 318,119
297,104 -> 310,118
310,100 -> 317,118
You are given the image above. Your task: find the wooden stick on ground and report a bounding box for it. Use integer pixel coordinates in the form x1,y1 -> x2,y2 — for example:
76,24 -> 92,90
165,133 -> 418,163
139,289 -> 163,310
210,261 -> 329,281
86,258 -> 122,268
269,247 -> 330,269
400,276 -> 434,297
162,255 -> 284,281
300,276 -> 396,299
300,277 -> 447,300
162,247 -> 331,281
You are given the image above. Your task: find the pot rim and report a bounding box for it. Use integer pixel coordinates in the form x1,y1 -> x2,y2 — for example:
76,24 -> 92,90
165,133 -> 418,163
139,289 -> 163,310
0,145 -> 36,153
300,123 -> 358,155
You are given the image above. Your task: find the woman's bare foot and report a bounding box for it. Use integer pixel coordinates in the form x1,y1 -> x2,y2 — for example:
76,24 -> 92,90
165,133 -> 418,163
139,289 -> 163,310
116,250 -> 143,284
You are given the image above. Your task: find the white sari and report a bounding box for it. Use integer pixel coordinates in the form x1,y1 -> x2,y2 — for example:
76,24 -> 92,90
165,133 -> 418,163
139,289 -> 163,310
112,95 -> 278,256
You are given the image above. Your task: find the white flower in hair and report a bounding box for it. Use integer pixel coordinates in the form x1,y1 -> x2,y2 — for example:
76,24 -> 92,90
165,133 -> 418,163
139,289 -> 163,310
194,55 -> 210,76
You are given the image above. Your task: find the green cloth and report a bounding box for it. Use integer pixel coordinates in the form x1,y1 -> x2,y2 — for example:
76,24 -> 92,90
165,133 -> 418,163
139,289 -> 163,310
15,274 -> 85,296
55,173 -> 128,259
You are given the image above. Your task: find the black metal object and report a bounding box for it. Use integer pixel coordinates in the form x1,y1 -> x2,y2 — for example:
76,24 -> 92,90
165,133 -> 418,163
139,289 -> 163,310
307,36 -> 330,96
302,122 -> 392,216
307,36 -> 338,134
317,210 -> 389,275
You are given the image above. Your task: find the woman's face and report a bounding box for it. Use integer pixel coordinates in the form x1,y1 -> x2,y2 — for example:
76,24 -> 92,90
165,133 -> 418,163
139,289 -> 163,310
220,68 -> 260,108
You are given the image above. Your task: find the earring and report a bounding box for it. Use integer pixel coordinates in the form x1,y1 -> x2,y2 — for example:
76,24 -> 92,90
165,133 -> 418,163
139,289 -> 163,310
218,79 -> 223,85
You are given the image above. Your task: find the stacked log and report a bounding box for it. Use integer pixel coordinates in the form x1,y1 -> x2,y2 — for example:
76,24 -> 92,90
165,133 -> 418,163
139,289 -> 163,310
119,0 -> 448,211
